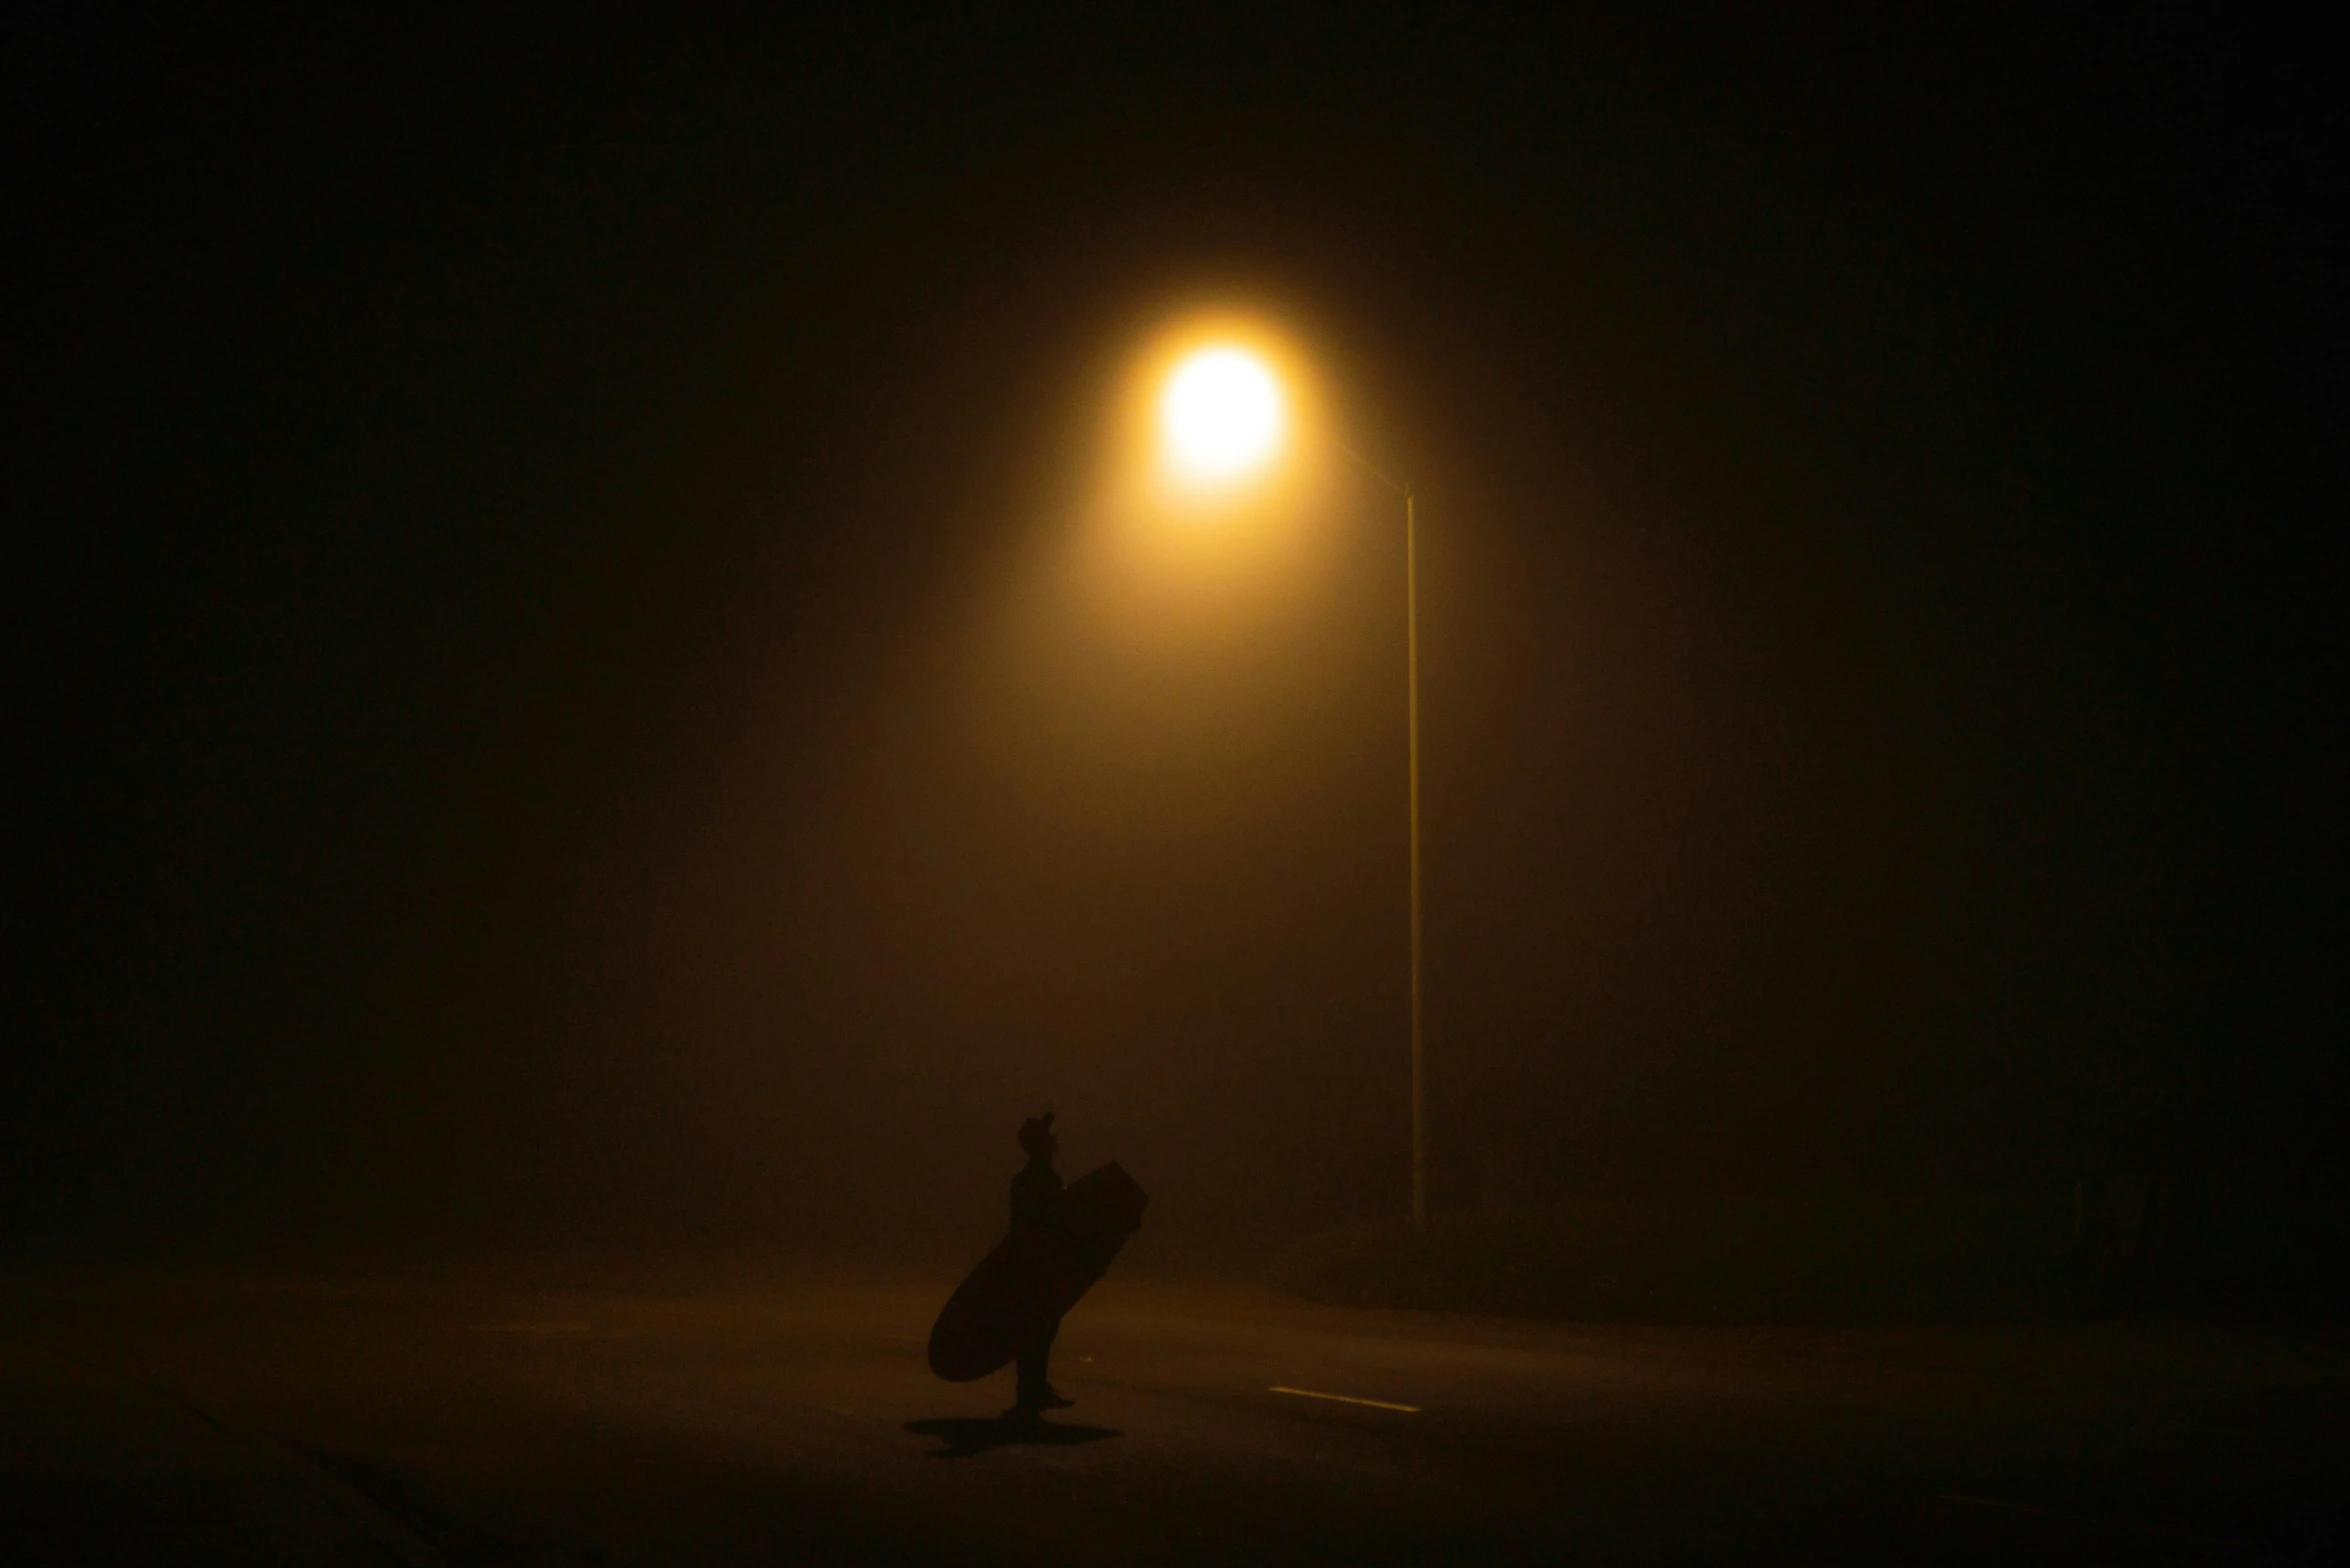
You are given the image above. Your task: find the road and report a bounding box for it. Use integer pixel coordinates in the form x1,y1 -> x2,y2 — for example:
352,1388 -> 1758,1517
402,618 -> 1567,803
3,1265 -> 2344,1563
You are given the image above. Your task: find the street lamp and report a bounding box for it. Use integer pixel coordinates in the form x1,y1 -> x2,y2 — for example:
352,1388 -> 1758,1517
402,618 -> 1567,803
1153,342 -> 1428,1233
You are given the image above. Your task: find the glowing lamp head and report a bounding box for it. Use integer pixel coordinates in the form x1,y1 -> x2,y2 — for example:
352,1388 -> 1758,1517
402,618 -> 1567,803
1160,345 -> 1285,486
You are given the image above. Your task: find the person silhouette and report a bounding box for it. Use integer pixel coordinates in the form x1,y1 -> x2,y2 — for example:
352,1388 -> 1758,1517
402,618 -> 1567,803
1009,1112 -> 1074,1414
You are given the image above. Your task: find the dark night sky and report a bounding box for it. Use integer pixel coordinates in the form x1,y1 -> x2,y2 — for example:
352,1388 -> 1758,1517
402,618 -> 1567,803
7,9 -> 2340,1260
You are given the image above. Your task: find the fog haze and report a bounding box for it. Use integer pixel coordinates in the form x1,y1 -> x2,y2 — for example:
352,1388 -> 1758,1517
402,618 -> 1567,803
9,11 -> 2335,1272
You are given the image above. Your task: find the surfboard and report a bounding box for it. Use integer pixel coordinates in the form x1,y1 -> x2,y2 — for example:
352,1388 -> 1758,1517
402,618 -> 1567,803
926,1161 -> 1148,1382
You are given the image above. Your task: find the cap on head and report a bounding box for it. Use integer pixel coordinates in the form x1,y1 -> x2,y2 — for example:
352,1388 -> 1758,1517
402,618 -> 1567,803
1018,1112 -> 1057,1157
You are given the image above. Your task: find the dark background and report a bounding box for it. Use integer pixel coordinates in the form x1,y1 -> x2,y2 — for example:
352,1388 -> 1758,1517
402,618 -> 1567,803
7,9 -> 2338,1268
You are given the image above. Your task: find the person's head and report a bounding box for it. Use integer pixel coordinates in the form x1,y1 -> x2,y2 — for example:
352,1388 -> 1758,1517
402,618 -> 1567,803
1018,1112 -> 1057,1162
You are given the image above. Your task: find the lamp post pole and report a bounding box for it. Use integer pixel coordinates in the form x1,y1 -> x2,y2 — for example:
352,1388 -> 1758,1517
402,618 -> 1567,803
1406,488 -> 1425,1235
1338,442 -> 1424,1233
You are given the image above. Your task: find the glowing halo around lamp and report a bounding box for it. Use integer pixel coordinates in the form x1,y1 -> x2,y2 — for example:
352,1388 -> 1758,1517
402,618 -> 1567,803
1159,345 -> 1286,485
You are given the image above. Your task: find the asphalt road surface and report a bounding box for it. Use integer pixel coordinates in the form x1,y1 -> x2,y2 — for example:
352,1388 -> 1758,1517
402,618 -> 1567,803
4,1265 -> 2344,1564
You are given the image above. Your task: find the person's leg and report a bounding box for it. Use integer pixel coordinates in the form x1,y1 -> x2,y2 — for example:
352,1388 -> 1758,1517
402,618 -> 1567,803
1013,1323 -> 1069,1411
1031,1321 -> 1068,1408
1014,1341 -> 1047,1410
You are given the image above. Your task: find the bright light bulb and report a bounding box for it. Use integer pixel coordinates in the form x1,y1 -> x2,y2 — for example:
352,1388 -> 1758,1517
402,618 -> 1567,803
1160,346 -> 1285,484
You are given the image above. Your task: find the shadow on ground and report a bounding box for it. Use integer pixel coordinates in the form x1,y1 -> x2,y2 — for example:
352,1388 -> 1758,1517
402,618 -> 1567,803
905,1415 -> 1123,1459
